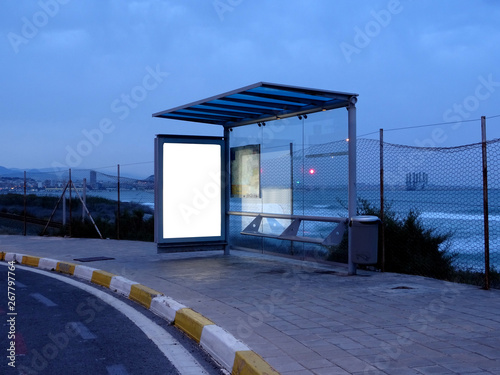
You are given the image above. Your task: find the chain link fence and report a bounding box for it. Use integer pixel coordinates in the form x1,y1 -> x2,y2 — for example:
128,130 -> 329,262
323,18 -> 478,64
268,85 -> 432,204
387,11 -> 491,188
1,117 -> 498,287
228,115 -> 499,288
360,137 -> 498,281
0,165 -> 154,240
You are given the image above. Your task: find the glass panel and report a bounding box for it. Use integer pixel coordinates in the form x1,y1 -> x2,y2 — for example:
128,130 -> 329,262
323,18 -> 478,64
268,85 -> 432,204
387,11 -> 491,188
229,108 -> 349,261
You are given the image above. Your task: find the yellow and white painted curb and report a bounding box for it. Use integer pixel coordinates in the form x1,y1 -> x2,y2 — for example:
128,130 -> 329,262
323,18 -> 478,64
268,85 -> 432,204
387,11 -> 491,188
1,251 -> 280,375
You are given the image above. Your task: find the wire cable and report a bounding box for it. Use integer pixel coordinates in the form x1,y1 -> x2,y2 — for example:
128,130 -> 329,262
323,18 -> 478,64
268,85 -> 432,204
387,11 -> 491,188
359,114 -> 500,138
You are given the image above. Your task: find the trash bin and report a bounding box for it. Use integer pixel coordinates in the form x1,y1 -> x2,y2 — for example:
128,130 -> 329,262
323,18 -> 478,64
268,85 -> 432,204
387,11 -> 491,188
349,216 -> 381,265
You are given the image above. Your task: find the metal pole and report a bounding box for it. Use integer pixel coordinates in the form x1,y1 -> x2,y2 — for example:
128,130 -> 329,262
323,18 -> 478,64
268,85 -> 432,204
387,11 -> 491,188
69,169 -> 72,237
481,116 -> 490,290
347,97 -> 357,275
290,142 -> 294,256
224,128 -> 231,255
42,182 -> 69,236
154,137 -> 160,244
62,188 -> 66,226
380,128 -> 385,272
290,142 -> 294,215
82,178 -> 87,222
71,181 -> 103,239
117,164 -> 120,240
23,171 -> 27,236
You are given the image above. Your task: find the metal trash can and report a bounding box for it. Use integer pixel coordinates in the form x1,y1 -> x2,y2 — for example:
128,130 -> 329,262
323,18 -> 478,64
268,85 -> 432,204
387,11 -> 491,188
350,216 -> 381,265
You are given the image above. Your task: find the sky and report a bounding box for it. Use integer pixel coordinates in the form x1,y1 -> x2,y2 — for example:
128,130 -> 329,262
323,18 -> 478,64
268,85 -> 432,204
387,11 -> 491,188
1,0 -> 500,178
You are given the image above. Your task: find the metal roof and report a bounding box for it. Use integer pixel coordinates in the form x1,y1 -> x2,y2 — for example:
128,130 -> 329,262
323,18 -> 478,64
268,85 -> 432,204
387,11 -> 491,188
152,82 -> 358,128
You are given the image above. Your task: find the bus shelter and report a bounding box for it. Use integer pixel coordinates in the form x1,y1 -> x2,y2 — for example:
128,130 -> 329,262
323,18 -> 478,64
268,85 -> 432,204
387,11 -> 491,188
153,82 -> 359,274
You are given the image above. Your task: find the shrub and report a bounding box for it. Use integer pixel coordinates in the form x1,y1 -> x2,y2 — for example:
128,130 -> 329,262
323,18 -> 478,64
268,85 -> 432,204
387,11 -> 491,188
327,199 -> 457,280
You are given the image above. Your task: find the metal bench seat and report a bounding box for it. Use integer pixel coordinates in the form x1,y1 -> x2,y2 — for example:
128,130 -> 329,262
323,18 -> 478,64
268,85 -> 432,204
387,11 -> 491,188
229,212 -> 348,246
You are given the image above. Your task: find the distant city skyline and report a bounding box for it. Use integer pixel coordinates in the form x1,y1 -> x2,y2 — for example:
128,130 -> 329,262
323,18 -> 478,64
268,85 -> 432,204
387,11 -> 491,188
2,1 -> 500,177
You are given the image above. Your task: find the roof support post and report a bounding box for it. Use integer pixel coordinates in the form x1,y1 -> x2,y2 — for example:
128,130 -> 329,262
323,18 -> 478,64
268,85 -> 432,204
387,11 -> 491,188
224,127 -> 231,255
347,97 -> 357,275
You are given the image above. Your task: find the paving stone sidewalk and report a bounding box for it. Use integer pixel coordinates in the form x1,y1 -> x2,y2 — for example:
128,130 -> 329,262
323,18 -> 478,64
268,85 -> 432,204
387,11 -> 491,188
1,235 -> 500,375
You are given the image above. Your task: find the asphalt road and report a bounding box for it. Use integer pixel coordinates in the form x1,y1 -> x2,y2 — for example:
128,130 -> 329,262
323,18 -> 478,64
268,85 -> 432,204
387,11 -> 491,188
0,264 -> 225,375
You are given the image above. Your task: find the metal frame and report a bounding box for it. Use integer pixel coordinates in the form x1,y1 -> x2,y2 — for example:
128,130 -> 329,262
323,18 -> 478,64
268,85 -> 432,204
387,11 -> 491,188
154,134 -> 226,252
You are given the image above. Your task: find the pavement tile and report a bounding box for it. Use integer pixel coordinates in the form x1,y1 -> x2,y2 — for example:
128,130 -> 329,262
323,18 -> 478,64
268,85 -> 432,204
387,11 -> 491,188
332,355 -> 374,373
396,355 -> 436,368
459,344 -> 500,360
281,370 -> 314,375
298,357 -> 335,370
266,354 -> 307,373
442,361 -> 491,374
327,336 -> 367,351
481,336 -> 500,347
312,366 -> 351,375
346,346 -> 387,357
289,333 -> 324,344
424,354 -> 461,366
413,365 -> 455,374
382,368 -> 422,375
419,339 -> 456,351
290,319 -> 323,329
310,343 -> 352,358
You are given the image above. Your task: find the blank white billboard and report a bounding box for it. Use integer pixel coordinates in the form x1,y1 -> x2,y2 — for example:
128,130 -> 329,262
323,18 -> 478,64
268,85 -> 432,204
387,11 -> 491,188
162,142 -> 222,239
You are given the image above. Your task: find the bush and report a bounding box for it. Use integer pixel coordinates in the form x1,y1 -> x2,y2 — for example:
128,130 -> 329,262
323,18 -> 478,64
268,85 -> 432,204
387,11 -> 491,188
327,199 -> 457,280
58,208 -> 154,241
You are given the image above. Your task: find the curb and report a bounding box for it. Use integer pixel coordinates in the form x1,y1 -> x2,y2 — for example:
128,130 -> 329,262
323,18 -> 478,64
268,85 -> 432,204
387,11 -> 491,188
1,251 -> 280,375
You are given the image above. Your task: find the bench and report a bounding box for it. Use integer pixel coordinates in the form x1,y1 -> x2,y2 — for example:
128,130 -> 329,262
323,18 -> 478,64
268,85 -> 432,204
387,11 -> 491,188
228,211 -> 348,246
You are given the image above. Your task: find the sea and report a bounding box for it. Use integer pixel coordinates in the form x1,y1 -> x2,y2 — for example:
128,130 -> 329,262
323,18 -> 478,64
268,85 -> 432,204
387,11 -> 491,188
297,187 -> 499,271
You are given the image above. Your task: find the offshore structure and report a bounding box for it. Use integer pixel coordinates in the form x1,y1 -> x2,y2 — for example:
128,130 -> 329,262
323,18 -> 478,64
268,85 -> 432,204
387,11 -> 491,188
406,172 -> 428,190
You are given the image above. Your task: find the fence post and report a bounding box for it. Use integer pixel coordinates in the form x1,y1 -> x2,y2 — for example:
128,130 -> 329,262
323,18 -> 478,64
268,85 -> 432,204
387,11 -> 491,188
117,164 -> 120,240
82,178 -> 87,223
63,189 -> 66,226
380,129 -> 385,272
290,142 -> 294,256
347,98 -> 357,275
481,116 -> 490,290
23,171 -> 27,236
69,169 -> 72,237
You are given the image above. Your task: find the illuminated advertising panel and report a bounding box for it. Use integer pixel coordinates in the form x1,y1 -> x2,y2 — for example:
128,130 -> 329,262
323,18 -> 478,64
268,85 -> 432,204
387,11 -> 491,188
154,135 -> 225,247
230,144 -> 261,198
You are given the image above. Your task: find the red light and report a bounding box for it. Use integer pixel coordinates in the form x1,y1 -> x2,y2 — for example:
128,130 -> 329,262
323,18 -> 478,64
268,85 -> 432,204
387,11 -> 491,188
309,168 -> 316,175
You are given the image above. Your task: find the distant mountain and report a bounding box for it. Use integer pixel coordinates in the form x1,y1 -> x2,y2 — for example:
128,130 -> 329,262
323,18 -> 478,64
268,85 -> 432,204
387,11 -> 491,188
0,166 -> 154,181
0,166 -> 25,178
0,166 -> 13,176
0,166 -> 68,180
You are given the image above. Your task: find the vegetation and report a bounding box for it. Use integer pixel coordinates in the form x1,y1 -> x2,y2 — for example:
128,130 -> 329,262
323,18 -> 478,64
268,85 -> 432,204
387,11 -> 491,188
327,199 -> 499,288
65,209 -> 154,241
360,199 -> 456,279
0,193 -> 154,241
328,199 -> 456,279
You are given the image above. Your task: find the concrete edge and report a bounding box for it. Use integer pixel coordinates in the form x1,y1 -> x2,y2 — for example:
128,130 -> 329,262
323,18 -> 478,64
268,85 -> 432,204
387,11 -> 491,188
0,251 -> 280,375
74,264 -> 97,282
